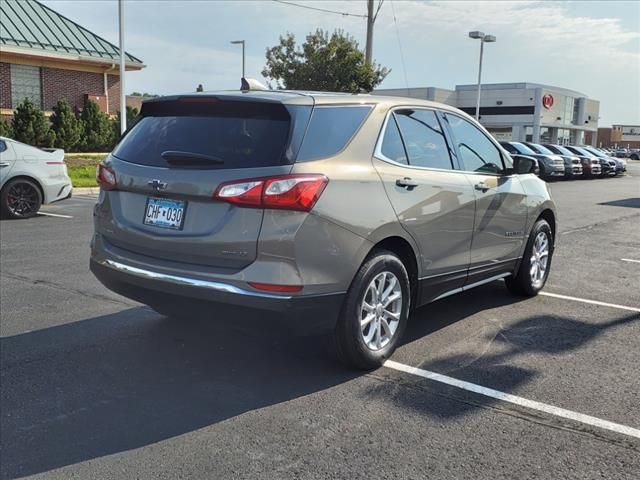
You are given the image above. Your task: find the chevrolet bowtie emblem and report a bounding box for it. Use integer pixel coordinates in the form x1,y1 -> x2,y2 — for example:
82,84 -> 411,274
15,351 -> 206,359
148,179 -> 168,191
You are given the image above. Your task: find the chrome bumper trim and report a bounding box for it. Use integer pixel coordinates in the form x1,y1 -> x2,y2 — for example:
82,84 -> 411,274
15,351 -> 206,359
98,258 -> 293,300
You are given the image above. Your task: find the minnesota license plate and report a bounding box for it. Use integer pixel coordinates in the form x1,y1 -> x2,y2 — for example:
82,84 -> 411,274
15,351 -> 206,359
143,197 -> 186,230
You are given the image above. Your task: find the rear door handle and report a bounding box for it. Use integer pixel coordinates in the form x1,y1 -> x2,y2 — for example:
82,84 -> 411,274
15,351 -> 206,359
0,162 -> 9,168
474,182 -> 490,192
396,177 -> 419,189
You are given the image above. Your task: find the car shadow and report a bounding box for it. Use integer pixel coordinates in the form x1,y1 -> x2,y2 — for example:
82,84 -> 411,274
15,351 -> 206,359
3,282 -> 636,478
0,306 -> 357,479
598,198 -> 640,208
372,283 -> 639,419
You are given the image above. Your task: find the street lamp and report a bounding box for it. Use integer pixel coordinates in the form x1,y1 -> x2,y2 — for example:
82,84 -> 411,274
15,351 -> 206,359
230,40 -> 245,78
468,31 -> 496,121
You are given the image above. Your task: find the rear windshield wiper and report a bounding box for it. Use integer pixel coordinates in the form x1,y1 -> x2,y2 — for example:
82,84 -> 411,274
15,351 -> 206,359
161,150 -> 225,165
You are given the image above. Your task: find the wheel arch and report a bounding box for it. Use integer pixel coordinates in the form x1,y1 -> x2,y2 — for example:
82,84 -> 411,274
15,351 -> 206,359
368,235 -> 419,310
538,208 -> 556,243
1,175 -> 46,203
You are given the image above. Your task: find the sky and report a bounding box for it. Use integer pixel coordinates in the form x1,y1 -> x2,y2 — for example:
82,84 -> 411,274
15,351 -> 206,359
41,0 -> 640,127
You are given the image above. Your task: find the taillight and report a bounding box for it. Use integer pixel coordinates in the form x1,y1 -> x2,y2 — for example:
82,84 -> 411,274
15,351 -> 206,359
96,163 -> 117,190
213,174 -> 328,212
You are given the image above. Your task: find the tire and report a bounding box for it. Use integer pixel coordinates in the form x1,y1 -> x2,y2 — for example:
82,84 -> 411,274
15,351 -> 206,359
505,219 -> 553,297
0,178 -> 42,219
334,249 -> 411,370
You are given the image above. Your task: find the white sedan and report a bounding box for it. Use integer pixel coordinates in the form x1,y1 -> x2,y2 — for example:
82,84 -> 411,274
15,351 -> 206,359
0,136 -> 72,219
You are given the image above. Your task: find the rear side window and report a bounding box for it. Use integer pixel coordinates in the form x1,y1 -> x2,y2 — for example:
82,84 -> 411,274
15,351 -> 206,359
444,113 -> 504,174
0,140 -> 6,153
394,109 -> 453,170
380,115 -> 408,164
296,106 -> 372,162
113,100 -> 309,169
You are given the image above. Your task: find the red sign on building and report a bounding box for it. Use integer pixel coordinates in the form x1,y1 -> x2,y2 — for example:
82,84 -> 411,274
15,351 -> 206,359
542,94 -> 554,109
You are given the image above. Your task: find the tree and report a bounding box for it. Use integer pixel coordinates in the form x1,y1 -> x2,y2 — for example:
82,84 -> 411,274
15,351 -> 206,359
110,106 -> 139,146
262,29 -> 389,93
79,100 -> 113,151
11,98 -> 55,147
50,99 -> 82,151
0,118 -> 12,138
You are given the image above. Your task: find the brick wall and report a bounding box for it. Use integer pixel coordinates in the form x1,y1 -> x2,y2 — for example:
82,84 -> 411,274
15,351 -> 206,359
39,66 -> 120,115
0,63 -> 11,109
1,62 -> 124,120
106,74 -> 120,115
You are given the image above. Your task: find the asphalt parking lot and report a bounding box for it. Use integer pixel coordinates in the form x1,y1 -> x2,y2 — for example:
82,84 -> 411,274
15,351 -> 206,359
1,164 -> 639,479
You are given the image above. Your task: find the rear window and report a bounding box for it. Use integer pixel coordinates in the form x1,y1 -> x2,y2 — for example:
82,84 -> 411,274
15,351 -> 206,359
113,100 -> 310,169
296,106 -> 372,162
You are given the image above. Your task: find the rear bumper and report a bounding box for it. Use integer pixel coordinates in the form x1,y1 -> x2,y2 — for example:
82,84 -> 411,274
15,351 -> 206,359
90,257 -> 344,331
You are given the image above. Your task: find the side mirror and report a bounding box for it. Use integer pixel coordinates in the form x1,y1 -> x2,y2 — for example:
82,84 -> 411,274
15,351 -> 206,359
512,155 -> 539,175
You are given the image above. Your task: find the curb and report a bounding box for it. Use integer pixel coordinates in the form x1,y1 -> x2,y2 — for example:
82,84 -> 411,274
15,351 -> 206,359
73,187 -> 100,195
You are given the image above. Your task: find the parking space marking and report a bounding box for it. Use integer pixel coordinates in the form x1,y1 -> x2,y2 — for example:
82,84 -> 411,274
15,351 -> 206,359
540,292 -> 640,313
384,360 -> 640,440
621,258 -> 640,264
36,211 -> 73,219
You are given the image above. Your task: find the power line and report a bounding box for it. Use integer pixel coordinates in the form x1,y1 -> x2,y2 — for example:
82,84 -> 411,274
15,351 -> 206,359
272,0 -> 368,18
390,0 -> 409,90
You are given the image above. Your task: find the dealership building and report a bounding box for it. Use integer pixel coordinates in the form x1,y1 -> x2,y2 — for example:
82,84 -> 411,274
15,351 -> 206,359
0,0 -> 144,120
376,82 -> 600,146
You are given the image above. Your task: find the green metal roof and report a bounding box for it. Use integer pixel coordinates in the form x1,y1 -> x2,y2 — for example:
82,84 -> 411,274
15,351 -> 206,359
0,0 -> 143,65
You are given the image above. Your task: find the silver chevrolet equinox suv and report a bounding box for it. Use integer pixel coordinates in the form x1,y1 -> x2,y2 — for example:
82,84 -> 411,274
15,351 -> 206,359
91,88 -> 556,369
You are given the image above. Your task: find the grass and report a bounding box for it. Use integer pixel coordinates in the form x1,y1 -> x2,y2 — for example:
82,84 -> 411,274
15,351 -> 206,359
65,154 -> 107,188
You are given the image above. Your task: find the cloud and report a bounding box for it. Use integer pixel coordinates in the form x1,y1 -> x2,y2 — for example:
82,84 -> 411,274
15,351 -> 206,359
39,0 -> 640,124
380,0 -> 639,65
124,33 -> 265,94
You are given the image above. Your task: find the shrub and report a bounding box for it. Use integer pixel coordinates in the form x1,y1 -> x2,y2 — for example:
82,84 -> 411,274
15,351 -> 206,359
0,118 -> 12,138
79,100 -> 114,151
50,98 -> 82,151
110,106 -> 139,146
11,98 -> 55,147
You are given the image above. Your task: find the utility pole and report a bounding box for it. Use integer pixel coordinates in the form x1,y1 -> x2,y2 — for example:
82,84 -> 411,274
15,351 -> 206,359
365,0 -> 383,65
366,0 -> 374,65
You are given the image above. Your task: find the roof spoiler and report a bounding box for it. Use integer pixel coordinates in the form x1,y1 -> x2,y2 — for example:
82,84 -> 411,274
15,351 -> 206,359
241,77 -> 268,92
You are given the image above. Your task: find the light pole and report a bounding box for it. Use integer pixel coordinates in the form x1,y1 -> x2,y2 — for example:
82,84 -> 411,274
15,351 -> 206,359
118,0 -> 126,134
468,31 -> 496,121
230,40 -> 245,78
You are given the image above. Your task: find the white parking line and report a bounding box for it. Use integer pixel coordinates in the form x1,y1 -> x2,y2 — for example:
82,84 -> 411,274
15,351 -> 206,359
384,360 -> 640,439
37,211 -> 73,219
621,258 -> 640,264
539,292 -> 640,313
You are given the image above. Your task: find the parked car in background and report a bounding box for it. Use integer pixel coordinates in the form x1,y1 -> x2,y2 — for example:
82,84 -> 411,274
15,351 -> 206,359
0,137 -> 72,219
563,146 -> 610,178
627,150 -> 639,160
544,144 -> 601,178
524,142 -> 582,179
581,146 -> 626,175
499,141 -> 564,180
90,89 -> 555,369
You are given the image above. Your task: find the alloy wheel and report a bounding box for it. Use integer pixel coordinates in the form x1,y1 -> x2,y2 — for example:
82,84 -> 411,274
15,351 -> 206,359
529,231 -> 550,288
6,182 -> 39,217
360,271 -> 403,351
